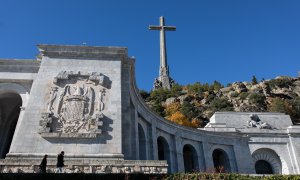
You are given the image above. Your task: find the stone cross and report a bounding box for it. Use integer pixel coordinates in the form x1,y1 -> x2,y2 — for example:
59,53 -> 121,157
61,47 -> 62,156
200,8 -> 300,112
149,16 -> 176,90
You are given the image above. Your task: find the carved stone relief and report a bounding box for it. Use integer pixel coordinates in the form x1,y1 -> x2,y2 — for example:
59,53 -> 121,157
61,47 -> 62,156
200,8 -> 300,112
247,114 -> 272,129
39,71 -> 110,138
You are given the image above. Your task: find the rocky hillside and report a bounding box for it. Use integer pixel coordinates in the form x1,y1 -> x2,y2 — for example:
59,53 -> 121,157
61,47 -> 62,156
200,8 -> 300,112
140,75 -> 300,128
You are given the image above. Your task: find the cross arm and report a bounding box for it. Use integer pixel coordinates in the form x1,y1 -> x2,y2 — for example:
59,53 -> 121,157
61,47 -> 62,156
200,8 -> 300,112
164,26 -> 176,31
149,26 -> 162,30
149,25 -> 176,31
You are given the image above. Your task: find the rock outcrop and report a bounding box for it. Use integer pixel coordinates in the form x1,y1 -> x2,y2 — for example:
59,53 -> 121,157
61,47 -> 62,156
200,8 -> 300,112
142,75 -> 300,127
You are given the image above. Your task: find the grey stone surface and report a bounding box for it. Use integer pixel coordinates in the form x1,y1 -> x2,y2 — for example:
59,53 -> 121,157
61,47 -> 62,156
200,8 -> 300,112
209,112 -> 293,130
0,44 -> 299,175
205,112 -> 300,174
9,45 -> 124,158
0,159 -> 167,174
0,59 -> 40,73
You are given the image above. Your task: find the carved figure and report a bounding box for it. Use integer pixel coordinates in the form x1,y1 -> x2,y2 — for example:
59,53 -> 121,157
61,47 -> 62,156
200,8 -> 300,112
247,114 -> 272,129
47,87 -> 58,113
98,89 -> 105,112
39,113 -> 53,132
153,78 -> 162,89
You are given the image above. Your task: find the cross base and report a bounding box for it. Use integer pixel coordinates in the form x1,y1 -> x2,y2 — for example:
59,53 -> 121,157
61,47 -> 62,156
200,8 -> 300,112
153,75 -> 174,90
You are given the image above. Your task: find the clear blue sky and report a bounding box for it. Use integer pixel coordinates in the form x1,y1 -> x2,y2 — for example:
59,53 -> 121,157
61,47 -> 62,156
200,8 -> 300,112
0,1 -> 299,91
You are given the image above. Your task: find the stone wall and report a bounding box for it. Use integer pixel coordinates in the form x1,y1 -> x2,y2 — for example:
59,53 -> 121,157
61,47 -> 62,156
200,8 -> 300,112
0,45 -> 299,175
0,159 -> 167,174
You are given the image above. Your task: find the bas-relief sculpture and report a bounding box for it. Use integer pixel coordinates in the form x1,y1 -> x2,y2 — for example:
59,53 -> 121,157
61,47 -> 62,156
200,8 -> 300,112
247,114 -> 272,129
39,71 -> 109,138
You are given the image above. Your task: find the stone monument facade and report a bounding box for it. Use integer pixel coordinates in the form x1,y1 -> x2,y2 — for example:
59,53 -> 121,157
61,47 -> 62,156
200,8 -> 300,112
0,45 -> 167,174
0,44 -> 299,174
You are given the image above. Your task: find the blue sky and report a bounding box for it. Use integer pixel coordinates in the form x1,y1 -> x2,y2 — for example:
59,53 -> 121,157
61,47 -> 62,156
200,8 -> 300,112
0,1 -> 299,91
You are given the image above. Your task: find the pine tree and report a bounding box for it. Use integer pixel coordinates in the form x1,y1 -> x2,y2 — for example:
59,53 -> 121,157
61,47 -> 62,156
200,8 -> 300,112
252,75 -> 258,85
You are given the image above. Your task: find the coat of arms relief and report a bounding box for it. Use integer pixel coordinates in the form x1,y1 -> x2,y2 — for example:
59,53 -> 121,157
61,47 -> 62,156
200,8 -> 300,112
39,71 -> 110,138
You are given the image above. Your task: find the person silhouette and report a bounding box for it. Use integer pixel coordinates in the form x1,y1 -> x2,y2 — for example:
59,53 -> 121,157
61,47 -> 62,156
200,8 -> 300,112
56,151 -> 65,173
39,154 -> 48,173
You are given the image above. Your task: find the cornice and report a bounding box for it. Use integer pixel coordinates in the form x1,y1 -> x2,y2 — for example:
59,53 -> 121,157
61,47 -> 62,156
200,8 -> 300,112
38,44 -> 128,60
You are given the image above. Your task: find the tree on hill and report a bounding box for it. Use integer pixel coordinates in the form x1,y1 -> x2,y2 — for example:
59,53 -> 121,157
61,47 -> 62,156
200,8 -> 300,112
170,83 -> 183,97
152,100 -> 165,116
165,102 -> 181,117
149,88 -> 170,102
139,90 -> 150,100
167,111 -> 191,127
252,75 -> 258,85
187,82 -> 203,94
212,80 -> 223,91
181,101 -> 196,119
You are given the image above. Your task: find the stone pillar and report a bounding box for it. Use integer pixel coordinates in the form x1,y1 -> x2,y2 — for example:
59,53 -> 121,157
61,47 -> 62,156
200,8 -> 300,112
202,142 -> 215,172
288,126 -> 300,174
134,109 -> 139,160
151,119 -> 158,160
175,135 -> 184,172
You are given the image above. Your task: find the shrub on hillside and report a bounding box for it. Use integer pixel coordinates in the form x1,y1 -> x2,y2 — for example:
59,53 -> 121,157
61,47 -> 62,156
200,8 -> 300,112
167,111 -> 191,127
139,90 -> 150,100
181,101 -> 197,119
187,82 -> 210,94
170,83 -> 183,97
150,88 -> 171,102
166,173 -> 300,180
248,93 -> 265,105
230,91 -> 239,98
212,80 -> 224,91
268,77 -> 292,89
289,97 -> 300,124
187,82 -> 204,94
239,92 -> 250,100
151,100 -> 165,116
165,102 -> 181,117
269,97 -> 289,114
210,98 -> 234,112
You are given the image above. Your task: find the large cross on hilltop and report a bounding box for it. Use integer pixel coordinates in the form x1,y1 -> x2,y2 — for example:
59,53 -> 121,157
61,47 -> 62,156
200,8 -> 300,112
149,16 -> 176,90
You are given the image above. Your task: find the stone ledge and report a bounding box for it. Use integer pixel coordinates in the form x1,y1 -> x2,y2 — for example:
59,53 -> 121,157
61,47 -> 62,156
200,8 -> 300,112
203,127 -> 237,132
38,44 -> 128,60
287,126 -> 300,134
39,132 -> 99,138
0,72 -> 37,81
5,154 -> 125,160
0,159 -> 168,174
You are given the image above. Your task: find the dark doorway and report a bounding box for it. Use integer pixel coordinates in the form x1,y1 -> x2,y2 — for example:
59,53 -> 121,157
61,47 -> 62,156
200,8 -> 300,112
0,92 -> 22,158
157,136 -> 171,172
255,160 -> 273,174
212,149 -> 231,173
138,124 -> 147,160
183,144 -> 198,172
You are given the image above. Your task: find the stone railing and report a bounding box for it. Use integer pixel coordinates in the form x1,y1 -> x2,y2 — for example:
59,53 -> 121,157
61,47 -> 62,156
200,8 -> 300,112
0,159 -> 168,174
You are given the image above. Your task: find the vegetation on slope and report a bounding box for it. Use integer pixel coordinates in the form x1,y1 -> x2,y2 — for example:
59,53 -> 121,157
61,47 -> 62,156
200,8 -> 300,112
140,75 -> 300,128
1,173 -> 300,180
